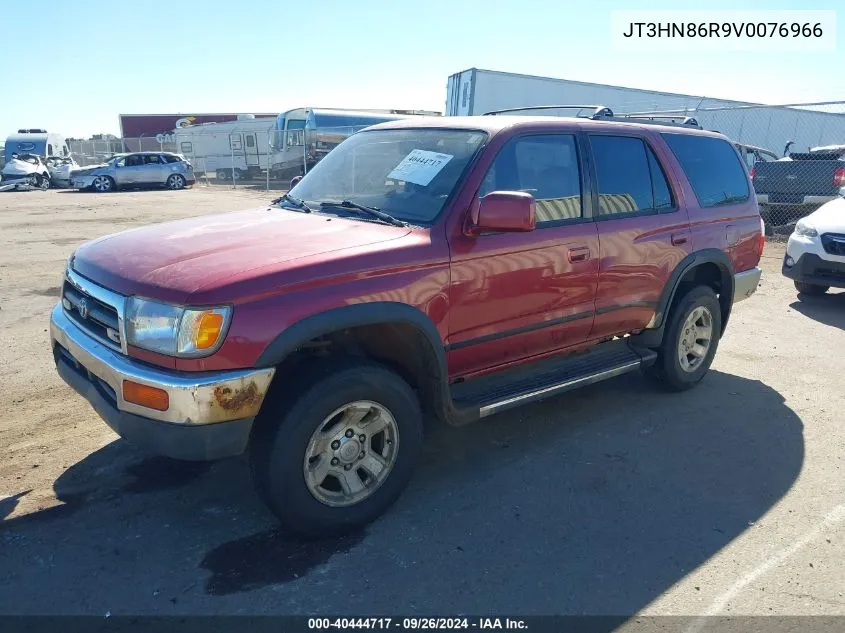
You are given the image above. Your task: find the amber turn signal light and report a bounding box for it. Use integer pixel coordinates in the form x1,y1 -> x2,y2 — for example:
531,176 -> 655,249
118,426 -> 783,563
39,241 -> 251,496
194,311 -> 225,350
123,380 -> 169,411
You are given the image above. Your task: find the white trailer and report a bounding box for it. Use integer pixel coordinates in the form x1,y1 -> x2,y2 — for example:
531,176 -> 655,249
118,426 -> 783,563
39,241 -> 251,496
4,129 -> 71,162
173,115 -> 275,181
445,68 -> 845,159
268,107 -> 440,180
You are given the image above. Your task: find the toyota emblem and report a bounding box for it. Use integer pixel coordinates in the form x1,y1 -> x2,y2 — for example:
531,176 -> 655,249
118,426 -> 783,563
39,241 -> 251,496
78,298 -> 89,319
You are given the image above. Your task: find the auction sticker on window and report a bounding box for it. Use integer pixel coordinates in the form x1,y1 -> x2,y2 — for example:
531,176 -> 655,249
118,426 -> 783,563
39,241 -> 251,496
388,150 -> 453,186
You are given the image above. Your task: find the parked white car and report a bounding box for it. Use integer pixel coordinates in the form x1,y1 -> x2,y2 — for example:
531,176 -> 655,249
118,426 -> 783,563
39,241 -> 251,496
782,197 -> 845,296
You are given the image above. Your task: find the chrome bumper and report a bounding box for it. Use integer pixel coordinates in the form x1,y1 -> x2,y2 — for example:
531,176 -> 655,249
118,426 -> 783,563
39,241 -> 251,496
733,267 -> 762,303
50,304 -> 275,425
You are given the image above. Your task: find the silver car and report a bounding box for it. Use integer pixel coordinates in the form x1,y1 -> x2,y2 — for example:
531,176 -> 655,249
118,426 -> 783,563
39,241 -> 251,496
71,152 -> 196,192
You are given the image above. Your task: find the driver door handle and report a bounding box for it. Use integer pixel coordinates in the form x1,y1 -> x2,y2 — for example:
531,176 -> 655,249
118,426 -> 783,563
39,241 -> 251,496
567,246 -> 591,263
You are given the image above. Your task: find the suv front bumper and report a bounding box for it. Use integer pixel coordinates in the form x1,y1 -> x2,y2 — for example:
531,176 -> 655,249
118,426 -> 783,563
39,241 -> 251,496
782,253 -> 845,289
50,304 -> 275,460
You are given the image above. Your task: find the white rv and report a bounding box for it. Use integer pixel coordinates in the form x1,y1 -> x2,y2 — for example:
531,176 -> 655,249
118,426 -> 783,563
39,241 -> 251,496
268,108 -> 439,180
4,129 -> 70,162
172,115 -> 275,181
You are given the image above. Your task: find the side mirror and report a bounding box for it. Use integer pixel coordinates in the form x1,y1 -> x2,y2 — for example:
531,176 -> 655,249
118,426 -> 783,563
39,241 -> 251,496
290,175 -> 303,189
468,191 -> 536,235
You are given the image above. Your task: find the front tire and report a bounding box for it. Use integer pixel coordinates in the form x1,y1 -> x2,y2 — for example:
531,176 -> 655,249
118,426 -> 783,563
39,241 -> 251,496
92,175 -> 114,192
794,281 -> 828,296
644,286 -> 722,392
250,360 -> 423,539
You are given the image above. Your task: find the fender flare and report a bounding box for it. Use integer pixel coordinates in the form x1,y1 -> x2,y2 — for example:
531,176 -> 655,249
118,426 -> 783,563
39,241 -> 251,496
638,249 -> 735,346
255,301 -> 447,373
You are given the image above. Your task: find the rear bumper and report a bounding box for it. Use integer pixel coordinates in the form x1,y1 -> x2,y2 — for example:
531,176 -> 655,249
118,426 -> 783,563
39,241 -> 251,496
782,253 -> 845,289
733,267 -> 762,303
757,193 -> 843,206
50,304 -> 275,460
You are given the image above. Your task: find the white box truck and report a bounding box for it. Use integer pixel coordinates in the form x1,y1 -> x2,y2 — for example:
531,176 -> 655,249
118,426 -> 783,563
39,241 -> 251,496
445,68 -> 723,117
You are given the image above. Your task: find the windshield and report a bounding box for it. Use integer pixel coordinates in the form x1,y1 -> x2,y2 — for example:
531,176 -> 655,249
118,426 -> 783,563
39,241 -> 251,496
287,128 -> 487,225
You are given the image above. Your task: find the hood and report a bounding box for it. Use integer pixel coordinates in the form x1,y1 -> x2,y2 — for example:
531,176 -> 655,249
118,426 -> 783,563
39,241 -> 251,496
806,197 -> 845,233
71,162 -> 108,175
2,158 -> 41,175
71,207 -> 412,303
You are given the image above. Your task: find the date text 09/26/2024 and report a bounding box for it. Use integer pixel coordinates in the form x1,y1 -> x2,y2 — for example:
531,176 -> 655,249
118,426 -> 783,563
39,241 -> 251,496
308,618 -> 528,630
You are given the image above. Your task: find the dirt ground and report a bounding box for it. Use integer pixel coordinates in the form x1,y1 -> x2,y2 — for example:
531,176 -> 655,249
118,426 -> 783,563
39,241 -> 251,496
1,187 -> 843,617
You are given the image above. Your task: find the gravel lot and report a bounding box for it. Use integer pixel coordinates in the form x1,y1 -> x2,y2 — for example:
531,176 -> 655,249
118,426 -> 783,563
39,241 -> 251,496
1,187 -> 843,617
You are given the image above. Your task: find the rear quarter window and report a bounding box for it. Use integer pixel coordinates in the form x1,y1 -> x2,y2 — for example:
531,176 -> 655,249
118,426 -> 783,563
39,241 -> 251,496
662,134 -> 750,208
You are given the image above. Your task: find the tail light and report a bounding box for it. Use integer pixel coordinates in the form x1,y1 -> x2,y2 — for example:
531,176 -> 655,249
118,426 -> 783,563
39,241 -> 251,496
758,217 -> 766,256
750,166 -> 756,181
834,167 -> 845,188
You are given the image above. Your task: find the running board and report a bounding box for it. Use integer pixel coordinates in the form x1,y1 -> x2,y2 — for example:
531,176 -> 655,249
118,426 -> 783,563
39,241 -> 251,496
450,339 -> 657,419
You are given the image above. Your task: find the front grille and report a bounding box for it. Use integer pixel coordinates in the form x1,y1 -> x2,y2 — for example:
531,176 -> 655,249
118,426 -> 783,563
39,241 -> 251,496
62,280 -> 122,350
821,233 -> 845,257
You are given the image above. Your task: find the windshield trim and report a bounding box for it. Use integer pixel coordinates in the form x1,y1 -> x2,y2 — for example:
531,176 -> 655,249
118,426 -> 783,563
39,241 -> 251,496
289,127 -> 490,228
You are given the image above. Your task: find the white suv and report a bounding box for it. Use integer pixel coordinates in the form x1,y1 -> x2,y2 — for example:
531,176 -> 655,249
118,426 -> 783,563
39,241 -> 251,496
782,197 -> 845,295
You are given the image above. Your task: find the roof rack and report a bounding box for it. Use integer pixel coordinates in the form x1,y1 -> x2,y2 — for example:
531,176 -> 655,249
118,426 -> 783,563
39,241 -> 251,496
482,105 -> 614,118
481,104 -> 702,129
608,114 -> 701,129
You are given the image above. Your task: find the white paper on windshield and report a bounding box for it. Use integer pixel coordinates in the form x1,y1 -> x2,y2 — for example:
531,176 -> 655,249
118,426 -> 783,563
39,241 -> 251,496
388,150 -> 453,186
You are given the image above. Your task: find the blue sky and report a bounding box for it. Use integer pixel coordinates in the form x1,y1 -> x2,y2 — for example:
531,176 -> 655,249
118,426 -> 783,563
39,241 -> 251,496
3,0 -> 842,138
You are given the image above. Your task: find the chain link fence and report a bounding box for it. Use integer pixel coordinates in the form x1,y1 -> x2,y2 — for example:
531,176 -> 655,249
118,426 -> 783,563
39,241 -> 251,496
66,101 -> 844,227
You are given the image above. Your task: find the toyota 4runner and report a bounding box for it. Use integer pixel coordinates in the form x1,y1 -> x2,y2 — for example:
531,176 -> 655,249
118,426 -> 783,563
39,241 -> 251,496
50,109 -> 764,538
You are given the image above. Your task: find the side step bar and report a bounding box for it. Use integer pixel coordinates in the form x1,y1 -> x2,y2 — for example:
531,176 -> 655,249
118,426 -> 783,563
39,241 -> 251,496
450,340 -> 657,420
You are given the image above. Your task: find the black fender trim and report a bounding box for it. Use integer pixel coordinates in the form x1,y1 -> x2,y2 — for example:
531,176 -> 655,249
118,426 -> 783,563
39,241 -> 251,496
256,302 -> 445,368
632,249 -> 735,348
254,303 -> 475,426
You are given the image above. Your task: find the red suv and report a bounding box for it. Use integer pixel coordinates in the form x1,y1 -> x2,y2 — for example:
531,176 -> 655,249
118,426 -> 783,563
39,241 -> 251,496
50,108 -> 763,537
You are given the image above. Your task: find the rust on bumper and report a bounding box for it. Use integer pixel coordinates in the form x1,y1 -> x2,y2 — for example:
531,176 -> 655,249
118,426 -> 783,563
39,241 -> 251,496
51,303 -> 275,426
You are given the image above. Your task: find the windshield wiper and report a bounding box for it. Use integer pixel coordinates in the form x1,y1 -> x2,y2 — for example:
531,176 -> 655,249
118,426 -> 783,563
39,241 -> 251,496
319,200 -> 407,227
271,193 -> 311,212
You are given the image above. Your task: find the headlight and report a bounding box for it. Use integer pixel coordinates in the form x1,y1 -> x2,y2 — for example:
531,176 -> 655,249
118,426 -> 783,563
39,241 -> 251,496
794,220 -> 818,238
125,297 -> 231,357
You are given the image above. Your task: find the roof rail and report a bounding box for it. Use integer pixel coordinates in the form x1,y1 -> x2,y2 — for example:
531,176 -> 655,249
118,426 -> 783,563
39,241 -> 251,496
607,114 -> 702,129
481,105 -> 702,129
482,105 -> 615,118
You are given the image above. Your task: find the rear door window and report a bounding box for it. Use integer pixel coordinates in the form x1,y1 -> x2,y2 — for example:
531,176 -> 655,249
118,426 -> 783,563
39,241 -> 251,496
143,154 -> 164,164
662,133 -> 750,207
479,134 -> 583,224
589,135 -> 656,216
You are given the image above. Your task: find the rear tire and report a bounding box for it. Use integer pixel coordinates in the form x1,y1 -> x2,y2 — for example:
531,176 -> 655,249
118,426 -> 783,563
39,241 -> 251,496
250,359 -> 423,539
794,281 -> 828,296
644,286 -> 722,392
166,174 -> 186,190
